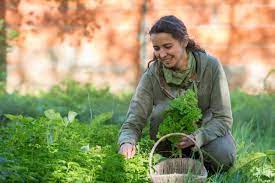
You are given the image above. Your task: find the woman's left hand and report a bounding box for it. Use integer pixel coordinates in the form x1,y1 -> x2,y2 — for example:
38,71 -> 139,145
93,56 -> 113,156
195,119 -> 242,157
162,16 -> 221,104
176,135 -> 195,149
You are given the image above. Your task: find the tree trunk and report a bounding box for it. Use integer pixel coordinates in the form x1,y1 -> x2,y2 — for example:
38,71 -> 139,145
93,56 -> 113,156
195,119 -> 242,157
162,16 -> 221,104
0,0 -> 6,84
133,0 -> 148,86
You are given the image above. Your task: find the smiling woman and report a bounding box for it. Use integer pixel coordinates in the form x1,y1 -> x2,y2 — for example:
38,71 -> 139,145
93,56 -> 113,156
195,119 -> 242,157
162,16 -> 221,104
118,15 -> 236,174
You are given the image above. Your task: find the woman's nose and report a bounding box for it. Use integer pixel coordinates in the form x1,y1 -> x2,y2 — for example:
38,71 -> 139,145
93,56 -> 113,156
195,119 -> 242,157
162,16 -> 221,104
159,49 -> 167,59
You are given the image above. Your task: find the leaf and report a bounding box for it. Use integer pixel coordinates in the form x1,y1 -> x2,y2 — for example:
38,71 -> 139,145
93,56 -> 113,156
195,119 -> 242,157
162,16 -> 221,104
63,111 -> 77,127
91,112 -> 113,126
251,164 -> 275,181
4,114 -> 34,122
44,109 -> 62,120
80,144 -> 90,152
68,111 -> 77,123
229,152 -> 267,175
63,118 -> 69,127
265,150 -> 275,156
47,129 -> 54,145
4,114 -> 20,121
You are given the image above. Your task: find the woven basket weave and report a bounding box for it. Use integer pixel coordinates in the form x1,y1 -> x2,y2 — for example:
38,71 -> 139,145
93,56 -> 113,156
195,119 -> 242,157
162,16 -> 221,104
149,133 -> 207,183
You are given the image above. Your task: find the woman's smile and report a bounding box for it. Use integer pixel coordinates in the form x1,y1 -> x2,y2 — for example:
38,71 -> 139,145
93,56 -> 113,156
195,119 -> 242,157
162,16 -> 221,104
163,57 -> 177,68
162,58 -> 172,63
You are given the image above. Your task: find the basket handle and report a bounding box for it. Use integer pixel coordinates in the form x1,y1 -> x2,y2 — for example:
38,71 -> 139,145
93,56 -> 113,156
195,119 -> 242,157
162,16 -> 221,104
149,133 -> 204,175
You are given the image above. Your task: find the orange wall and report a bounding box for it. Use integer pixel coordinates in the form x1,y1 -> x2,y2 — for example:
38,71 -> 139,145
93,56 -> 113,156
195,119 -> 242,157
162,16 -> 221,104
4,0 -> 275,93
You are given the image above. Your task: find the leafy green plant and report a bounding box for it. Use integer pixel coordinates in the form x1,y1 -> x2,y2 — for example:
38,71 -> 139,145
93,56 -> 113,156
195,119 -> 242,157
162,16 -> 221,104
0,80 -> 131,123
0,110 -> 152,182
227,150 -> 275,183
158,89 -> 202,143
0,85 -> 274,182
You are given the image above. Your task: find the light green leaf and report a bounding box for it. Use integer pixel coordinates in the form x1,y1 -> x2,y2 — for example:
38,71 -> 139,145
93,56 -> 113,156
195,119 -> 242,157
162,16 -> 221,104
68,111 -> 77,123
80,144 -> 90,152
63,118 -> 69,127
47,129 -> 54,145
91,112 -> 113,126
4,114 -> 33,122
229,152 -> 267,175
44,109 -> 62,120
265,150 -> 275,156
5,114 -> 20,121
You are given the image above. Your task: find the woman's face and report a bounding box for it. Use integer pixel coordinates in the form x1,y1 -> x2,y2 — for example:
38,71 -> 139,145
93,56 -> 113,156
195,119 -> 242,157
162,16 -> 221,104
150,33 -> 187,70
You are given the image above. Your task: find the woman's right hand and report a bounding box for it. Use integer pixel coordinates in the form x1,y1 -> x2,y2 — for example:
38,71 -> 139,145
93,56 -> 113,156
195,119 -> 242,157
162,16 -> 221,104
119,143 -> 136,159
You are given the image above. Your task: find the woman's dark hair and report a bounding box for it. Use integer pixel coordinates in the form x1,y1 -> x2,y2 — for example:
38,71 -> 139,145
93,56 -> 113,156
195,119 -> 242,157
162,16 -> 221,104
149,15 -> 204,53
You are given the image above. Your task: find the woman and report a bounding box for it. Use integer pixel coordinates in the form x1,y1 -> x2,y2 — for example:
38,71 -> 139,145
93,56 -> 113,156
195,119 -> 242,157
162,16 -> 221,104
118,15 -> 236,173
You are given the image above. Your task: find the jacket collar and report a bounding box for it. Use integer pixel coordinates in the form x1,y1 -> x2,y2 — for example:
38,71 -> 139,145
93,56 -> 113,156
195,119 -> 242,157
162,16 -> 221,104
192,51 -> 208,84
147,51 -> 209,99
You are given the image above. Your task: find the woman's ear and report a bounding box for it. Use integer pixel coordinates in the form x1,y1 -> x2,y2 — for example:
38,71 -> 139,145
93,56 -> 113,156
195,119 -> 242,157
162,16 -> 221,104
182,35 -> 189,48
180,37 -> 188,48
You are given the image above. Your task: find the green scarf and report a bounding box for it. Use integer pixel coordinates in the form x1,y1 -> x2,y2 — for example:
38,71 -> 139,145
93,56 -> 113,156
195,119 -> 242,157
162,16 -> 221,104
162,51 -> 196,86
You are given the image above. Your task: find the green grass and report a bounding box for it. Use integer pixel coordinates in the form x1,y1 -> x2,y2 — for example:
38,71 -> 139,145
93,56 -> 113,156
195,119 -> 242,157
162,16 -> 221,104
0,83 -> 274,182
0,80 -> 131,122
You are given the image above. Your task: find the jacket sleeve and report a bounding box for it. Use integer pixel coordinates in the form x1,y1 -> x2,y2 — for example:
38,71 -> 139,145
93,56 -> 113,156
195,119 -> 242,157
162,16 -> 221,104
118,70 -> 154,146
193,59 -> 233,147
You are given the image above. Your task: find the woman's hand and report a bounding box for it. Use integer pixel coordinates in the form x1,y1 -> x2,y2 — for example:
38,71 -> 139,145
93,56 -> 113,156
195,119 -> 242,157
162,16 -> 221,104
119,143 -> 136,159
176,135 -> 195,149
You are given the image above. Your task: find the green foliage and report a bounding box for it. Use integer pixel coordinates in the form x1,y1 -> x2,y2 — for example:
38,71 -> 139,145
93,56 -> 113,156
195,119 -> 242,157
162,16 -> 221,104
6,29 -> 19,40
91,112 -> 113,126
224,151 -> 275,183
0,85 -> 274,182
0,80 -> 130,123
0,110 -> 151,182
222,91 -> 275,183
231,90 -> 275,150
0,19 -> 19,85
136,135 -> 155,154
0,19 -> 19,41
158,89 -> 202,143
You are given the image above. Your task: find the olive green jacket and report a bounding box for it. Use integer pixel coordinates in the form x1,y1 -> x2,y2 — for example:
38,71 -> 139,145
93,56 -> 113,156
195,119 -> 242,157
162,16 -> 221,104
118,51 -> 233,148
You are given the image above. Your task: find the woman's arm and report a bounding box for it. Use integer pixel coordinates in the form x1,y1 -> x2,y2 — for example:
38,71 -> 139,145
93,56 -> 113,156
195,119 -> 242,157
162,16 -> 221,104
118,70 -> 154,146
193,58 -> 233,148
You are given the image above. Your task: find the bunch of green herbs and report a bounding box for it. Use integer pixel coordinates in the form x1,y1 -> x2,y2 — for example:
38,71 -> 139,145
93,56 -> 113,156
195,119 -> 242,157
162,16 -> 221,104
158,89 -> 202,143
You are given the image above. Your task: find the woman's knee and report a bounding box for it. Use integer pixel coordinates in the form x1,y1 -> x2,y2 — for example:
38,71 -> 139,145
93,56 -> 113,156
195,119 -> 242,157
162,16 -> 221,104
201,132 -> 236,172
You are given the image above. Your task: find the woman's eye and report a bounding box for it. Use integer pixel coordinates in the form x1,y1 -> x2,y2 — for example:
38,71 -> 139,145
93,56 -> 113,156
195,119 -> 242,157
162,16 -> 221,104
153,47 -> 160,51
165,46 -> 172,49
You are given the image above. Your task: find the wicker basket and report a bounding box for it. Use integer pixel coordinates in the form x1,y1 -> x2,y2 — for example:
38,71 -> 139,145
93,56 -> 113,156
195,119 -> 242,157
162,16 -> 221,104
149,133 -> 207,183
